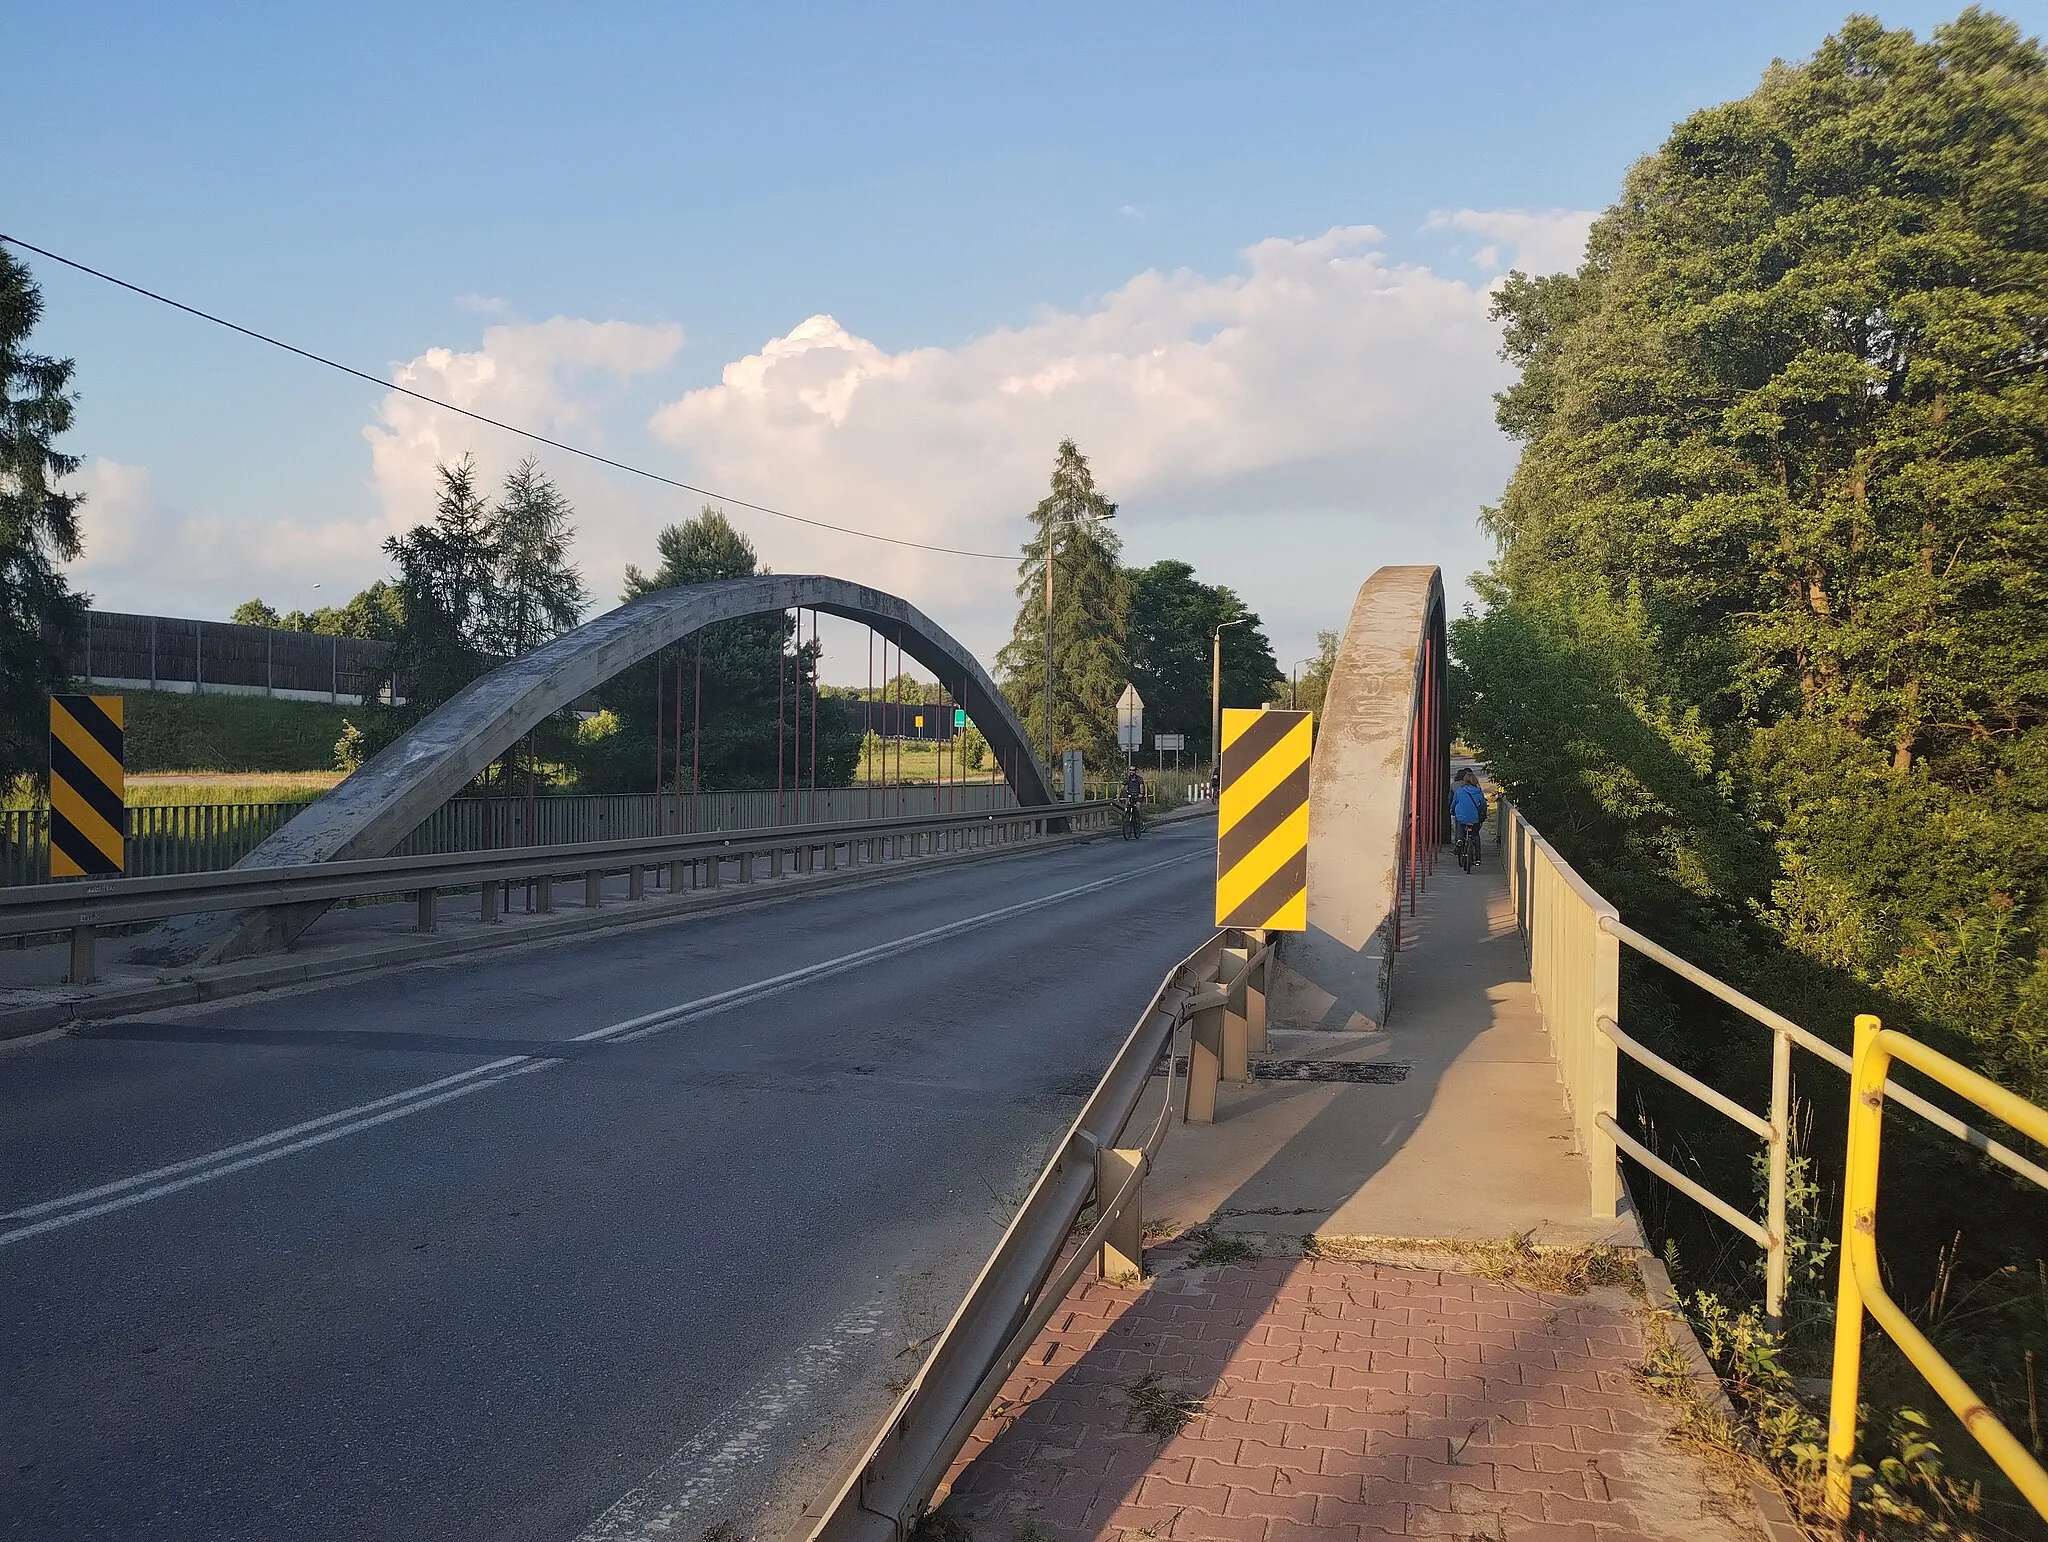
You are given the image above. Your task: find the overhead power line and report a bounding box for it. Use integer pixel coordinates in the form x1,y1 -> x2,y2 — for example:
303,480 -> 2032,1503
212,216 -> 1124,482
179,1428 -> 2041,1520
0,232 -> 1018,562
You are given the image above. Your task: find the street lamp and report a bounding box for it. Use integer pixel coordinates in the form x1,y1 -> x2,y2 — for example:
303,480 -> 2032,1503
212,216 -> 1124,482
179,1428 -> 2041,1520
1290,656 -> 1318,710
1211,617 -> 1248,784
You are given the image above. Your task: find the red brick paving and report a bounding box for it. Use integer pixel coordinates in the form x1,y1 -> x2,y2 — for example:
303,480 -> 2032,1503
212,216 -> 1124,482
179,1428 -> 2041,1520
938,1240 -> 1760,1541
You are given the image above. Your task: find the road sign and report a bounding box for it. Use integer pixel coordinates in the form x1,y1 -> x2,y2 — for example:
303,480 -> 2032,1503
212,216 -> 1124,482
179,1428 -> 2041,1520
49,694 -> 125,877
1215,707 -> 1310,930
1155,733 -> 1185,751
953,707 -> 966,729
1117,683 -> 1144,751
1061,748 -> 1084,802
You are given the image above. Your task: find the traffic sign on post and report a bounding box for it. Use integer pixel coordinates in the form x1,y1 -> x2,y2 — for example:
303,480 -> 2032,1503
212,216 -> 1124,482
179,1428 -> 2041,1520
1117,683 -> 1144,753
1215,707 -> 1311,930
49,694 -> 125,877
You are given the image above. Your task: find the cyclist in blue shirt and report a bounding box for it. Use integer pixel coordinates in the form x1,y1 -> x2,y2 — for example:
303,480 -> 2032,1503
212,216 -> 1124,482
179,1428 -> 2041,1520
1451,768 -> 1488,871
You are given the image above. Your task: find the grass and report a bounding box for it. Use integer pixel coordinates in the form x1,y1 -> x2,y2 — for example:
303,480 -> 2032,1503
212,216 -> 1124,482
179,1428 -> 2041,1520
1301,1232 -> 1638,1296
116,689 -> 368,774
1185,1223 -> 1261,1267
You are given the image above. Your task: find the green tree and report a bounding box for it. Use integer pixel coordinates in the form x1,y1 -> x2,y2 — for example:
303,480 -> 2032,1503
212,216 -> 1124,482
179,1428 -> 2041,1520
0,247 -> 87,788
380,455 -> 498,716
1456,10 -> 2048,1091
589,506 -> 858,792
232,599 -> 282,627
998,439 -> 1131,767
1125,558 -> 1279,760
486,457 -> 586,657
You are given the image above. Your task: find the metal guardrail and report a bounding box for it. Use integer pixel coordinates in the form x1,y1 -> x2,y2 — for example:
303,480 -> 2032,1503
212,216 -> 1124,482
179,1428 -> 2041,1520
1826,1014 -> 2048,1519
10,802 -> 1113,984
790,926 -> 1273,1540
1502,797 -> 2048,1525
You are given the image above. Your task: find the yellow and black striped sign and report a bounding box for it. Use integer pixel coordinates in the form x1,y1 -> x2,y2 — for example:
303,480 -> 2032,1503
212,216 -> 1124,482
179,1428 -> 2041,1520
1216,707 -> 1310,930
50,694 -> 125,877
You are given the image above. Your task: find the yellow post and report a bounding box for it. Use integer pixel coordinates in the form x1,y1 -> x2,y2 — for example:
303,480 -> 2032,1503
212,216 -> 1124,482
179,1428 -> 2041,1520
1825,1013 -> 1884,1519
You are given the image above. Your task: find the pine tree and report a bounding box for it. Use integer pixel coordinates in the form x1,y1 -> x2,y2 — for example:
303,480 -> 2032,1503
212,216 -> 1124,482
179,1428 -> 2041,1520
998,440 -> 1131,768
0,248 -> 87,789
486,457 -> 586,658
380,455 -> 498,715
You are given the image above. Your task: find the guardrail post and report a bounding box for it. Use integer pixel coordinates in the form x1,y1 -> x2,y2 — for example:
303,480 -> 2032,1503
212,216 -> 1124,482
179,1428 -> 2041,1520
535,874 -> 553,913
1218,948 -> 1251,1082
628,865 -> 645,900
1826,1013 -> 1883,1521
67,924 -> 95,985
1589,909 -> 1621,1219
585,870 -> 602,909
1247,932 -> 1269,1054
739,850 -> 753,883
481,882 -> 499,922
1096,1146 -> 1145,1281
416,887 -> 437,933
708,854 -> 722,888
669,858 -> 686,893
772,847 -> 784,878
1184,991 -> 1225,1123
826,841 -> 837,871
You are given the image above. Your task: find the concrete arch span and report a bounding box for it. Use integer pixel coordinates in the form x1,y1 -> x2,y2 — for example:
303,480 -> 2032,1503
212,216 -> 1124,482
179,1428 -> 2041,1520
188,575 -> 1052,961
1270,564 -> 1449,1032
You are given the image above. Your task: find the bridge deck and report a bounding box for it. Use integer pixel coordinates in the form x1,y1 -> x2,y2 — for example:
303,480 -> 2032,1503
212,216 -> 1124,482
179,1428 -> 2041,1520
936,848 -> 1774,1538
1148,850 -> 1636,1246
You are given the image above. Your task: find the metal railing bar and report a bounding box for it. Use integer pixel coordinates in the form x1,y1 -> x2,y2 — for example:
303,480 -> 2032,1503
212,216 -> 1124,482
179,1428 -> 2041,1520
1599,914 -> 2048,1190
0,804 -> 1112,940
1597,1112 -> 1771,1249
1597,1014 -> 1774,1140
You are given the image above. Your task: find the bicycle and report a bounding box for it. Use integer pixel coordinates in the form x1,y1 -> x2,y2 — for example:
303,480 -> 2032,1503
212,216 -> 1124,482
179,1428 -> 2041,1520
1121,797 -> 1144,840
1454,820 -> 1481,873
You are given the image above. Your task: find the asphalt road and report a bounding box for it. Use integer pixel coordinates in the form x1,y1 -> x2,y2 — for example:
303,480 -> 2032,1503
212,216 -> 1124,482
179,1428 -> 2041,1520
0,818 -> 1216,1542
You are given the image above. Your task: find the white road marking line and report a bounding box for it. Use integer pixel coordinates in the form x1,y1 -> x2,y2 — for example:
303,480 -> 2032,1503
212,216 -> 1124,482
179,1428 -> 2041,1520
572,1301 -> 885,1542
2,848 -> 1204,1249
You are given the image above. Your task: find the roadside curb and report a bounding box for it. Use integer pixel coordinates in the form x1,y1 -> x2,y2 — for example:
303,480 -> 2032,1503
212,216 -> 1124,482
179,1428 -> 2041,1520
0,814 -> 1197,1041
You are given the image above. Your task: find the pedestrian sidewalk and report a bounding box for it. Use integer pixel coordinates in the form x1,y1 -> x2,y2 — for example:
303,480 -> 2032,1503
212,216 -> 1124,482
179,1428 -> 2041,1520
934,854 -> 1775,1539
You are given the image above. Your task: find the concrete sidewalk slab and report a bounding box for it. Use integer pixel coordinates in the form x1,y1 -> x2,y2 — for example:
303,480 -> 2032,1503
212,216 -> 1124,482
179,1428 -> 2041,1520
938,1239 -> 1765,1540
1143,853 -> 1638,1246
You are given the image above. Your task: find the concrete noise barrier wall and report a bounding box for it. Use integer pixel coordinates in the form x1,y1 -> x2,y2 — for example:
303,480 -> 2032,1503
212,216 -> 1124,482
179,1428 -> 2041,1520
1268,565 -> 1448,1032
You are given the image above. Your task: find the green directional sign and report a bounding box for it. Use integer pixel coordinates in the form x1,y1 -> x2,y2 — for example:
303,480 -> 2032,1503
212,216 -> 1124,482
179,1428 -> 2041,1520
954,707 -> 966,729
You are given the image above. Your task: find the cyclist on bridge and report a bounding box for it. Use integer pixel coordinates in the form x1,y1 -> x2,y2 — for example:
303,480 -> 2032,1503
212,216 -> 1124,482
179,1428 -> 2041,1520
1120,765 -> 1145,839
1451,767 -> 1489,871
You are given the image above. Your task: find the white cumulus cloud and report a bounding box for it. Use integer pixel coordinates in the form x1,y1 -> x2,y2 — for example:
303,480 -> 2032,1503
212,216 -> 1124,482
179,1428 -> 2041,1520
647,223 -> 1528,662
1423,207 -> 1596,278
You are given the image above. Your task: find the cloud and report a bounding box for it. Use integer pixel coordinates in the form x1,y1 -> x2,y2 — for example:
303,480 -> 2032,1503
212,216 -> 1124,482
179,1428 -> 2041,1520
647,223 -> 1520,662
364,316 -> 685,561
64,459 -> 391,618
1423,208 -> 1596,277
455,293 -> 510,314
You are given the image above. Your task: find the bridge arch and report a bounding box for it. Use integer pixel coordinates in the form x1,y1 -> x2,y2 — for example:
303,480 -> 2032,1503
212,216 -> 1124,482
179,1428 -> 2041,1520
193,575 -> 1052,959
1270,564 -> 1448,1032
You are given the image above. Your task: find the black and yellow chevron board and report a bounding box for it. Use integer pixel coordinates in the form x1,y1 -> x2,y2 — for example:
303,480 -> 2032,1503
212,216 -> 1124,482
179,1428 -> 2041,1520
1216,707 -> 1311,930
49,694 -> 125,878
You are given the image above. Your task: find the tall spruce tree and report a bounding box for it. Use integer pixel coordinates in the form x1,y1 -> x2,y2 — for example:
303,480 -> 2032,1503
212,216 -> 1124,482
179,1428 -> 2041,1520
380,455 -> 498,715
487,457 -> 586,658
998,440 -> 1130,767
0,248 -> 86,789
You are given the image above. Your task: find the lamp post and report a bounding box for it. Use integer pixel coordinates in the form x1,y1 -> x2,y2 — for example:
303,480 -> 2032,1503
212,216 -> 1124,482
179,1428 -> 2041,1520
1211,617 -> 1248,781
1290,656 -> 1319,710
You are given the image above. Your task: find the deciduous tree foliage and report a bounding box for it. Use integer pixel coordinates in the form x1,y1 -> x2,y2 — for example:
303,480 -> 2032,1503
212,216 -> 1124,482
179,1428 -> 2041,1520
0,248 -> 85,789
1125,559 -> 1279,760
596,506 -> 856,793
1455,11 -> 2048,1091
998,440 -> 1131,767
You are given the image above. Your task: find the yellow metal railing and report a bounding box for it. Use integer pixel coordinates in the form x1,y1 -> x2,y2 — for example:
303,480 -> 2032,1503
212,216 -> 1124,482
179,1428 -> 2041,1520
1825,1014 -> 2048,1521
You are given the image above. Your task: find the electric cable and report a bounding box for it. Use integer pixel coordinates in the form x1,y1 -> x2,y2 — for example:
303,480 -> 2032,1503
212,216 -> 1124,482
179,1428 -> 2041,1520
0,231 -> 1018,561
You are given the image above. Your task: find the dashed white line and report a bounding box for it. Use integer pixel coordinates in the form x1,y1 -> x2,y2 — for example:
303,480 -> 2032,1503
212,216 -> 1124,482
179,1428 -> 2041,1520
2,847 -> 1204,1249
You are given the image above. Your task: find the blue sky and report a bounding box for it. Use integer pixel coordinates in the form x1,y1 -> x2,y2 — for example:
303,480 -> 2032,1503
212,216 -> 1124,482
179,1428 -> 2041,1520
7,2 -> 2035,675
